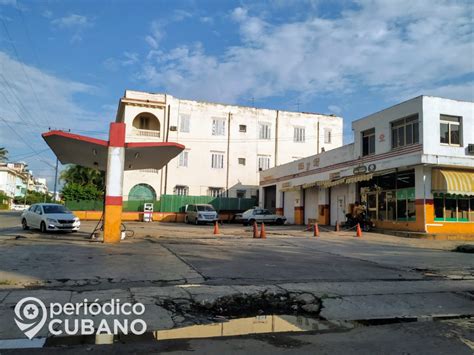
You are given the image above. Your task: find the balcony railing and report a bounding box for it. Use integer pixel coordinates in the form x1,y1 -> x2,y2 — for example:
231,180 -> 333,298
132,128 -> 160,138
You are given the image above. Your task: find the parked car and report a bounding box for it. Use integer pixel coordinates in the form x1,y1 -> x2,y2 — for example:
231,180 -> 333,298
11,204 -> 29,211
185,204 -> 219,225
235,208 -> 286,226
21,203 -> 80,233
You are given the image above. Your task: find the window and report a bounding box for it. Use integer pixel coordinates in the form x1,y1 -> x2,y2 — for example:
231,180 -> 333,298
208,187 -> 223,197
179,114 -> 190,133
434,194 -> 474,222
391,114 -> 419,149
324,128 -> 332,144
236,190 -> 246,198
211,152 -> 224,169
258,155 -> 271,171
238,158 -> 246,165
362,128 -> 375,156
139,116 -> 150,129
259,123 -> 271,140
178,151 -> 188,167
294,127 -> 305,142
440,115 -> 461,145
174,185 -> 188,196
212,118 -> 225,136
239,124 -> 247,132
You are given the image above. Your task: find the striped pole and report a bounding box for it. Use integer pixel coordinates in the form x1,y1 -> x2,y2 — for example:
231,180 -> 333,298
103,123 -> 125,243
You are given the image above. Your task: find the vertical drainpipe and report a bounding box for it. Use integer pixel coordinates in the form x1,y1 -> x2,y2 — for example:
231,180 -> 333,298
226,112 -> 231,197
274,110 -> 279,166
163,104 -> 171,194
160,102 -> 167,196
317,119 -> 320,153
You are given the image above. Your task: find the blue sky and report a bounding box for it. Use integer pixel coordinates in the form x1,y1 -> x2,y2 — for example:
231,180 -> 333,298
0,0 -> 473,188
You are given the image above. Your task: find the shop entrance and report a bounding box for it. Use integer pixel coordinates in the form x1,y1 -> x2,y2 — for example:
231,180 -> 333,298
263,185 -> 276,213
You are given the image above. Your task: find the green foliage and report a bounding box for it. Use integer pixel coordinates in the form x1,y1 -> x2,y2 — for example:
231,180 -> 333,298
13,191 -> 53,205
60,165 -> 105,201
0,147 -> 7,162
61,183 -> 103,201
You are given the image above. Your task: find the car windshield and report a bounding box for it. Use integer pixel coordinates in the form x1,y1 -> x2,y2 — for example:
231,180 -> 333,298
197,205 -> 215,212
42,205 -> 70,214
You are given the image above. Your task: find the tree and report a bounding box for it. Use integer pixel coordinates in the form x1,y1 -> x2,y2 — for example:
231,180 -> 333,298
0,147 -> 8,162
60,165 -> 105,201
14,191 -> 52,205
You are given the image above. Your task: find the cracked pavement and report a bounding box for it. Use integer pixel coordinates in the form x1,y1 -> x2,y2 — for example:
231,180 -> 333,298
0,211 -> 473,353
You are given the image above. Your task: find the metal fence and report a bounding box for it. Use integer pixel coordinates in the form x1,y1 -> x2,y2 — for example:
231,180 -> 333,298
65,195 -> 256,213
159,195 -> 257,212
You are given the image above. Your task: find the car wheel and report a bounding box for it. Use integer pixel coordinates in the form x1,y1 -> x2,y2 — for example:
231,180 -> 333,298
40,222 -> 47,233
249,219 -> 256,226
363,224 -> 371,232
275,218 -> 283,225
22,219 -> 29,230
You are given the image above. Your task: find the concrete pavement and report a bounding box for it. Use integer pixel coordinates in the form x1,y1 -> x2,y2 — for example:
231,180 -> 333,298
0,211 -> 473,352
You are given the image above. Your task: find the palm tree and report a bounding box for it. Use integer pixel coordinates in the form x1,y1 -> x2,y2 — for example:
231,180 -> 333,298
60,164 -> 105,189
0,147 -> 8,162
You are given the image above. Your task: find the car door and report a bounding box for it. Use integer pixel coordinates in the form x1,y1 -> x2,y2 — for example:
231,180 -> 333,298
262,209 -> 274,222
254,209 -> 264,222
29,205 -> 41,228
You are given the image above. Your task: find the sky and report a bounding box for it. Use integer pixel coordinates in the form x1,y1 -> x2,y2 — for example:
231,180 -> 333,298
0,0 -> 473,189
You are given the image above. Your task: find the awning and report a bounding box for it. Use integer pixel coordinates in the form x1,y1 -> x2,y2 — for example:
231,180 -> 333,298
319,178 -> 347,188
281,185 -> 302,192
302,181 -> 318,189
432,169 -> 474,196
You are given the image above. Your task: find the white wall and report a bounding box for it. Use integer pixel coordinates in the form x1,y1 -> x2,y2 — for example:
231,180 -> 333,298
304,187 -> 318,224
283,190 -> 297,224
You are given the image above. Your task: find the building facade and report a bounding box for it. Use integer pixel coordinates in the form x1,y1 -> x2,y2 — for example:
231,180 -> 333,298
116,90 -> 343,205
0,162 -> 33,200
260,96 -> 474,234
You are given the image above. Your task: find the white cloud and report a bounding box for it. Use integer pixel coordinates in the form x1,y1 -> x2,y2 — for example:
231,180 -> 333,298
139,0 -> 473,104
51,14 -> 92,28
328,105 -> 342,114
42,10 -> 53,19
0,51 -> 105,186
103,52 -> 140,71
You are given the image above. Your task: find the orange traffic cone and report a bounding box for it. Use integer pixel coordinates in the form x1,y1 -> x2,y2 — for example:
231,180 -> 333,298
313,223 -> 320,237
213,221 -> 220,235
253,221 -> 259,239
356,223 -> 362,237
260,222 -> 267,239
335,221 -> 340,232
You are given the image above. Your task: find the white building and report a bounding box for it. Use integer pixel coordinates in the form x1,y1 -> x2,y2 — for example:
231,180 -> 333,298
0,162 -> 31,200
115,90 -> 343,205
260,96 -> 474,234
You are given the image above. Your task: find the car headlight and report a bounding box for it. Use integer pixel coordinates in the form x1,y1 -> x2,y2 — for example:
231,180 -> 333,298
47,218 -> 58,224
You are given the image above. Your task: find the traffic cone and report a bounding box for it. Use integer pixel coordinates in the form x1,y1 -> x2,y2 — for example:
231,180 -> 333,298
335,221 -> 340,232
213,221 -> 220,235
313,223 -> 320,237
356,223 -> 362,237
260,222 -> 267,239
253,221 -> 259,239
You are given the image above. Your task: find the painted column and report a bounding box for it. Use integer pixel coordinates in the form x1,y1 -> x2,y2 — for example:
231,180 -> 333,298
103,123 -> 126,243
275,189 -> 284,216
294,188 -> 304,225
415,165 -> 433,233
318,187 -> 330,225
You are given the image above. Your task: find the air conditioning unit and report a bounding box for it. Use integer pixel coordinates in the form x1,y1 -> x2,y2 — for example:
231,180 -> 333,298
468,144 -> 474,154
169,126 -> 177,131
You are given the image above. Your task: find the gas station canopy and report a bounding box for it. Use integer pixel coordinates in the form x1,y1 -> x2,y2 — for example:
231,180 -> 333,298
42,130 -> 185,171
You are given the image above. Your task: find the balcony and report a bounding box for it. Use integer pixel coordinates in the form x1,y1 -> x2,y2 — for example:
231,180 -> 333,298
132,128 -> 161,138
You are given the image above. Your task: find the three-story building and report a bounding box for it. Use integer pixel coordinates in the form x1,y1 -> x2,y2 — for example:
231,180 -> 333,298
115,90 -> 343,209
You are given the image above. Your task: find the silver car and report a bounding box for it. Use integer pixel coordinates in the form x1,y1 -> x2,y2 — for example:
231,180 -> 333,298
185,204 -> 219,225
21,203 -> 80,233
235,208 -> 286,226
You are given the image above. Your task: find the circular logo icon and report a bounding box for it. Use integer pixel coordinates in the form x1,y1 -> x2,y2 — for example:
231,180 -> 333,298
14,297 -> 47,339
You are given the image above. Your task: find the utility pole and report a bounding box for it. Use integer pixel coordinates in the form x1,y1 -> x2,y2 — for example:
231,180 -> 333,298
53,158 -> 59,201
23,172 -> 29,207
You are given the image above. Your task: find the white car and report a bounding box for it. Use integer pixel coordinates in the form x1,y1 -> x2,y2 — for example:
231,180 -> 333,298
21,203 -> 80,233
235,208 -> 287,226
185,204 -> 219,224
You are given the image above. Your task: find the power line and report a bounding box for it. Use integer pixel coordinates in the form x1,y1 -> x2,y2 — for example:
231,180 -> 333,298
1,17 -> 51,127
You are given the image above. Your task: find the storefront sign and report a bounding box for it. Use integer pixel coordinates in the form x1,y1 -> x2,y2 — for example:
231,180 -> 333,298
353,166 -> 367,175
329,172 -> 340,180
353,164 -> 376,175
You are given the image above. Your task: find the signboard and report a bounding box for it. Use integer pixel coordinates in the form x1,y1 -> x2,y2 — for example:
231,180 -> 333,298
329,172 -> 340,180
353,164 -> 376,175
